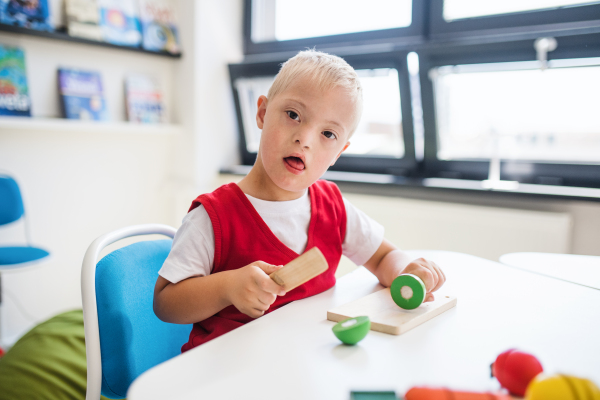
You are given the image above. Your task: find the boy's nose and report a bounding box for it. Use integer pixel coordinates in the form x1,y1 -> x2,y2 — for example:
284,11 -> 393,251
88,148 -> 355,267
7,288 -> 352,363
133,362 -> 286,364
293,127 -> 315,148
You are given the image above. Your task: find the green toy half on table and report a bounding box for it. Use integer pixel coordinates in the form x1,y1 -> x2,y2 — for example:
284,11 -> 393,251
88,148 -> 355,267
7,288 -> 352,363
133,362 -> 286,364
332,316 -> 371,345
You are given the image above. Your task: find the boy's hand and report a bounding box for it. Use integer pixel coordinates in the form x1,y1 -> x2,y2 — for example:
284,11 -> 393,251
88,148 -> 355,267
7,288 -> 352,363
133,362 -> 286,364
401,258 -> 446,303
228,261 -> 287,318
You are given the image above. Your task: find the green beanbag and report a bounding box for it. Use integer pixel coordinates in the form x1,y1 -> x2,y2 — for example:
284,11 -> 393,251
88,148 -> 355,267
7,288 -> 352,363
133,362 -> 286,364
0,309 -> 112,400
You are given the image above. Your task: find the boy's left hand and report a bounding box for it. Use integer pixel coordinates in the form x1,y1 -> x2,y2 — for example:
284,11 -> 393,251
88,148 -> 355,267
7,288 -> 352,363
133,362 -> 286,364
401,258 -> 446,302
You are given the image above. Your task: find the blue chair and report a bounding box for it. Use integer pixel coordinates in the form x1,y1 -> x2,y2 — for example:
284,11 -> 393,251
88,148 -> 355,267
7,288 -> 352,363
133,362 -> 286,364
0,175 -> 50,269
0,174 -> 50,350
81,224 -> 192,400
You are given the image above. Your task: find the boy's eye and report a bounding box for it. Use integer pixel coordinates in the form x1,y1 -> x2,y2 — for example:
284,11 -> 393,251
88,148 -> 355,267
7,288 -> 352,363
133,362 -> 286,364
322,131 -> 337,140
286,111 -> 299,120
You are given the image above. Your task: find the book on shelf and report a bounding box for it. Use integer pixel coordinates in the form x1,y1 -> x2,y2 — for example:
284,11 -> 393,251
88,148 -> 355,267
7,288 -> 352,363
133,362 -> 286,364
0,0 -> 53,31
138,0 -> 179,54
97,0 -> 142,47
125,73 -> 165,123
0,44 -> 31,116
64,0 -> 103,41
58,68 -> 108,120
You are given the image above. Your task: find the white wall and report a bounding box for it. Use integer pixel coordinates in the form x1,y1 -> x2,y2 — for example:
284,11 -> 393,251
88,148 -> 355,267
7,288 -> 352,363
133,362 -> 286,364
0,0 -> 244,346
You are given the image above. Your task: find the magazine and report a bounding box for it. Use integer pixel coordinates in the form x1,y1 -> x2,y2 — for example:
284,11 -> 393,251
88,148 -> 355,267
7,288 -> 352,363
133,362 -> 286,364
125,73 -> 164,123
97,0 -> 142,47
65,0 -> 103,41
0,0 -> 52,31
138,0 -> 179,54
58,68 -> 108,120
0,45 -> 31,116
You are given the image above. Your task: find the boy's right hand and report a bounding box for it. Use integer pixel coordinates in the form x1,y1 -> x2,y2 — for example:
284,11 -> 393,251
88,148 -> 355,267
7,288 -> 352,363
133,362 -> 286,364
227,261 -> 287,318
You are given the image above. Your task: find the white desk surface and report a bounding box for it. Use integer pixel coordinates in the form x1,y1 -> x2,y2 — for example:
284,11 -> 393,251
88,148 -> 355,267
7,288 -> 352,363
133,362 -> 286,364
128,250 -> 600,400
500,252 -> 600,290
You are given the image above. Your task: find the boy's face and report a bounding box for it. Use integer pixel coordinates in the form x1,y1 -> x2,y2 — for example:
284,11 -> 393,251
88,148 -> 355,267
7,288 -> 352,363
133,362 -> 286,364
255,76 -> 356,194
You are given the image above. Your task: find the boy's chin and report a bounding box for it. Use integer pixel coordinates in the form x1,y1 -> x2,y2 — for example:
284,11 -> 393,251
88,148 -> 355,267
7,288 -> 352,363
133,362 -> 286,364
274,175 -> 318,193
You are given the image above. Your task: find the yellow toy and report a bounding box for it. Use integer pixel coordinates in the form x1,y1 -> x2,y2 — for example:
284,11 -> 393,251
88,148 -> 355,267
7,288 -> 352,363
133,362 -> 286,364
526,374 -> 600,400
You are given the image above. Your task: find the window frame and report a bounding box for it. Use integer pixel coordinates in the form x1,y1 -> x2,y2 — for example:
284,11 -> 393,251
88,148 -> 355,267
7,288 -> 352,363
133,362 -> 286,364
228,51 -> 418,175
242,0 -> 428,55
429,0 -> 600,39
418,33 -> 600,188
237,0 -> 600,191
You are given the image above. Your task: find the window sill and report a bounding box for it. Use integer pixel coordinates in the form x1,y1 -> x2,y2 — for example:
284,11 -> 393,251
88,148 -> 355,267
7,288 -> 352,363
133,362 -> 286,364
221,165 -> 600,202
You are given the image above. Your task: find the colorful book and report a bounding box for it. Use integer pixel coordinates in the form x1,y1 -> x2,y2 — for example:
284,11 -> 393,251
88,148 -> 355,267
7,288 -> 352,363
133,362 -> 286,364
125,73 -> 164,123
65,0 -> 103,41
58,68 -> 108,120
0,45 -> 31,116
138,0 -> 179,54
97,0 -> 142,47
0,0 -> 52,31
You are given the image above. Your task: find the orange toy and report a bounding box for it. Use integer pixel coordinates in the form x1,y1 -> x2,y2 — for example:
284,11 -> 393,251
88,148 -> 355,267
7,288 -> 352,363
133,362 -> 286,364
491,349 -> 543,396
405,387 -> 512,400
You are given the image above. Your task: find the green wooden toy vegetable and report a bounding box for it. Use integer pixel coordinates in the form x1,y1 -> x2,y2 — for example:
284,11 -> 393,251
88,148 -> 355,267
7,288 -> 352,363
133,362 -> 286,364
390,274 -> 426,310
332,316 -> 371,345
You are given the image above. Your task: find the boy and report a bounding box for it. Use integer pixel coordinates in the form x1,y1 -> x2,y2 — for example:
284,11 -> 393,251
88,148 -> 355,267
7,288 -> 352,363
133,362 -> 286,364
154,50 -> 446,352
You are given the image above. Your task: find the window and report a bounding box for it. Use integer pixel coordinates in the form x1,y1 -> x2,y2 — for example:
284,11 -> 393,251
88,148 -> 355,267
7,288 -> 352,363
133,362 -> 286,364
443,0 -> 599,21
429,0 -> 600,39
243,0 -> 426,55
230,55 -> 416,174
236,0 -> 600,190
431,58 -> 600,163
251,0 -> 412,42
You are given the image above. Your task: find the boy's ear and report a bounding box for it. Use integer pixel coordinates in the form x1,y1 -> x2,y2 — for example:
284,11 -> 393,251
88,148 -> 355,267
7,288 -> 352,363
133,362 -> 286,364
256,95 -> 268,129
331,142 -> 351,166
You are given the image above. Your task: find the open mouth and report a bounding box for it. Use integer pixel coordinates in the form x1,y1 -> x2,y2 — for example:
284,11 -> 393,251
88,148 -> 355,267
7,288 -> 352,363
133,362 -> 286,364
284,156 -> 305,171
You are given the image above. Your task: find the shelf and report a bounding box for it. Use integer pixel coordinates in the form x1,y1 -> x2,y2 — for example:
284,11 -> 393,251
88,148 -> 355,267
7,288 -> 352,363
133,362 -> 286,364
0,116 -> 184,135
0,23 -> 182,58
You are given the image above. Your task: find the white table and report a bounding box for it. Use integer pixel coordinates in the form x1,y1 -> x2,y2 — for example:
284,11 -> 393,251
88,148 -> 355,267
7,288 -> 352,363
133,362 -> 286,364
128,251 -> 600,400
500,252 -> 600,290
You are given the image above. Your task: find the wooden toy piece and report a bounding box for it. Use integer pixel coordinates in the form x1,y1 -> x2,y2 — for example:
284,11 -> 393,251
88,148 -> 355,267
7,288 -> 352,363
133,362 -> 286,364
491,349 -> 543,397
405,387 -> 512,400
327,288 -> 456,335
390,274 -> 426,310
332,316 -> 371,345
525,374 -> 600,400
269,247 -> 328,292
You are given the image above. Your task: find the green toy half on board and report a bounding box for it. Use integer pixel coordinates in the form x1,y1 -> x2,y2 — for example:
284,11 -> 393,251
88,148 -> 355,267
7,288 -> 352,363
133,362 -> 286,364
390,274 -> 426,310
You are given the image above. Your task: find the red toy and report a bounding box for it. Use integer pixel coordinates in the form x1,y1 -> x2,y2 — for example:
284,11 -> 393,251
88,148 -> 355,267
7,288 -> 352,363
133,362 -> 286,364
491,349 -> 543,397
405,387 -> 512,400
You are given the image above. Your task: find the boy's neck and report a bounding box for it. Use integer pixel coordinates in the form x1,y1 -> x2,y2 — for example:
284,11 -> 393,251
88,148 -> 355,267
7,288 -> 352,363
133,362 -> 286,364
238,161 -> 307,202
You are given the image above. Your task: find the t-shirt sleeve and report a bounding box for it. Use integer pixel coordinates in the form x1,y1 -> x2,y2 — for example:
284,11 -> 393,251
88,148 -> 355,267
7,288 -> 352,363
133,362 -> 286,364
342,196 -> 385,266
158,205 -> 215,284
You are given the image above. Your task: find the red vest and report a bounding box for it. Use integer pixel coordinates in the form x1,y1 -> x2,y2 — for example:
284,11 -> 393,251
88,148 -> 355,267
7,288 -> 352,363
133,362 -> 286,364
181,180 -> 346,352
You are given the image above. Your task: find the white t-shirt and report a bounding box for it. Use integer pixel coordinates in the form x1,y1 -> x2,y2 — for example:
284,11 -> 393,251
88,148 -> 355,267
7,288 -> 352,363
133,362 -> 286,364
159,189 -> 384,284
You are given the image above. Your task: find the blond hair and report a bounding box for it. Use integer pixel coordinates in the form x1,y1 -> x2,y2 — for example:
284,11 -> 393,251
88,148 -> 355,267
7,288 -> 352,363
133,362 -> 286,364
267,49 -> 363,135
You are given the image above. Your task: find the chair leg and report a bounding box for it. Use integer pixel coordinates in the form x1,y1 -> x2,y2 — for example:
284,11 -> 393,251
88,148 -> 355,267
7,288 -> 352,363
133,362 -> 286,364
0,272 -> 3,356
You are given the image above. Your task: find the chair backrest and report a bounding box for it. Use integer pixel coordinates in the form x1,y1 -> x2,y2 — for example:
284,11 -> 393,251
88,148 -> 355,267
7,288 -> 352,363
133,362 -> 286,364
81,225 -> 192,400
0,175 -> 25,226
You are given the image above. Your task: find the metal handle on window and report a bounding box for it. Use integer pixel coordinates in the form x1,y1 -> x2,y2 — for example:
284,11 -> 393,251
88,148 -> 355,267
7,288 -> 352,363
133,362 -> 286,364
534,37 -> 557,71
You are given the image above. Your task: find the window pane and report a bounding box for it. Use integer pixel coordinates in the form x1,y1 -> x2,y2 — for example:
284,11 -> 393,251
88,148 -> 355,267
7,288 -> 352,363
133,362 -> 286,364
431,59 -> 600,163
235,77 -> 275,153
348,68 -> 404,158
234,68 -> 404,158
444,0 -> 599,21
252,0 -> 412,42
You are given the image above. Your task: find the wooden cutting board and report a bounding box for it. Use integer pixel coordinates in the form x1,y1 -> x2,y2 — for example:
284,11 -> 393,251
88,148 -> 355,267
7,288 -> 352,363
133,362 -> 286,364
327,288 -> 457,335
